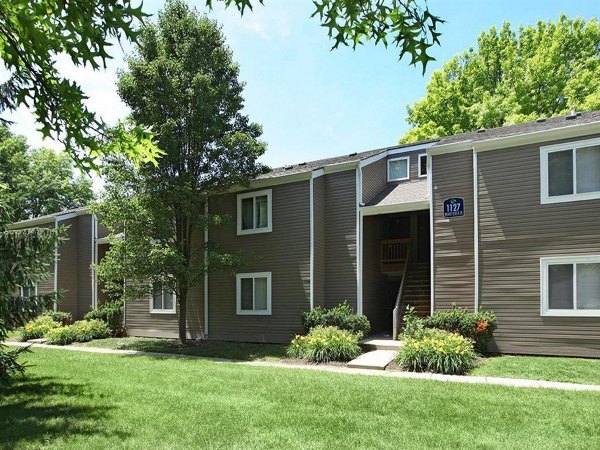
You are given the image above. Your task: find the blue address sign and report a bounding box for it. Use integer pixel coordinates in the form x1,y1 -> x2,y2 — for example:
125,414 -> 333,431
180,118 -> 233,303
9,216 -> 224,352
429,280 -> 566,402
443,197 -> 464,218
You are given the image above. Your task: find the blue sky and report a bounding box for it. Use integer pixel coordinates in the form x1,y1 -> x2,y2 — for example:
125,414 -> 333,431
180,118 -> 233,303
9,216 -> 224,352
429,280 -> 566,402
3,0 -> 599,173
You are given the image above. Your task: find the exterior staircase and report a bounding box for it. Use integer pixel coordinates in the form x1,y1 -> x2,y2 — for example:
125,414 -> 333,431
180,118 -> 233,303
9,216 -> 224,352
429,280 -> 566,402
401,261 -> 431,318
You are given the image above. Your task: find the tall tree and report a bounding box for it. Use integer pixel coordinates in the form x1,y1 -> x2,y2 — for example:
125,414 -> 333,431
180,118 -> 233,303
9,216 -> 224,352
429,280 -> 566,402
400,16 -> 600,143
0,126 -> 94,222
94,0 -> 266,343
0,187 -> 64,381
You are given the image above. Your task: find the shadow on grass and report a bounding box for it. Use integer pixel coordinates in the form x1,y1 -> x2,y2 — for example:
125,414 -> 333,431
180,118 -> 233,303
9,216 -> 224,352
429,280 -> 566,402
0,375 -> 124,449
85,337 -> 288,361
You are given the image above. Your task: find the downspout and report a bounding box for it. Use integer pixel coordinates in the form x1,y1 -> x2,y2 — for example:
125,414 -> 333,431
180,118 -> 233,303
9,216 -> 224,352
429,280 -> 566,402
428,154 -> 434,316
473,148 -> 479,311
204,201 -> 209,337
356,167 -> 363,315
309,175 -> 314,310
54,217 -> 58,311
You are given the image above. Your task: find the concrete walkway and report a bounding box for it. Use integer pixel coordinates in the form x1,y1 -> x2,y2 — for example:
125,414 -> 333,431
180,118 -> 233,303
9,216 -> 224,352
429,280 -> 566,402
8,341 -> 600,392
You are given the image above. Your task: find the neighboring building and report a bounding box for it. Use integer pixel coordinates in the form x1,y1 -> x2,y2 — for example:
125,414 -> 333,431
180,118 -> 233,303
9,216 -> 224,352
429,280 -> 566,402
11,111 -> 600,357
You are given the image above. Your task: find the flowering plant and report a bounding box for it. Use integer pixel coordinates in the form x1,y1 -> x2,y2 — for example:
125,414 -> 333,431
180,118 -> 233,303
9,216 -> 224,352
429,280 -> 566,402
287,326 -> 362,363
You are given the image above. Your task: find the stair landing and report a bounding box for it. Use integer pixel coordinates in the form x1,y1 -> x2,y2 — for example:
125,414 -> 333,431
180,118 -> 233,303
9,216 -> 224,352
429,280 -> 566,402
347,349 -> 397,370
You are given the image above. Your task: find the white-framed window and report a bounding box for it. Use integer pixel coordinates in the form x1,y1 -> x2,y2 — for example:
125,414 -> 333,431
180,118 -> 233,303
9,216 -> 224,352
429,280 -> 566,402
540,137 -> 600,204
541,255 -> 600,317
387,156 -> 410,182
237,189 -> 272,235
236,272 -> 272,315
150,282 -> 176,314
19,285 -> 37,297
418,153 -> 428,177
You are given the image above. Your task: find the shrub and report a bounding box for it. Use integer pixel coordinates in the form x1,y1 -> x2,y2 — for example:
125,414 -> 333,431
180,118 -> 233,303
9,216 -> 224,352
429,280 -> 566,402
301,301 -> 371,338
422,305 -> 497,353
84,300 -> 126,337
43,311 -> 73,326
19,316 -> 60,341
402,305 -> 497,353
287,326 -> 362,363
396,328 -> 476,375
45,320 -> 109,345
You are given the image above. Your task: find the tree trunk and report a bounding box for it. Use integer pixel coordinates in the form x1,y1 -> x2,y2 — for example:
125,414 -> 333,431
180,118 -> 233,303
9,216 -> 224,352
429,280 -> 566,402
178,287 -> 187,344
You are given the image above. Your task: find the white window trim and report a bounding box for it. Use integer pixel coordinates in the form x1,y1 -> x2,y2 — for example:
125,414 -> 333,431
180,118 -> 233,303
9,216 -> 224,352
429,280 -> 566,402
236,272 -> 272,316
540,137 -> 600,204
149,283 -> 177,314
19,284 -> 38,297
418,153 -> 428,178
387,156 -> 410,182
237,189 -> 273,235
540,255 -> 600,317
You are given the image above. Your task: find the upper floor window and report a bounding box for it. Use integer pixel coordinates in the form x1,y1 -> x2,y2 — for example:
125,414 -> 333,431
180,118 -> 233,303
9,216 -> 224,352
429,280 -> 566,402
541,255 -> 600,317
541,138 -> 600,204
151,282 -> 176,314
236,272 -> 272,315
418,154 -> 427,177
387,156 -> 410,182
20,285 -> 37,297
237,189 -> 272,235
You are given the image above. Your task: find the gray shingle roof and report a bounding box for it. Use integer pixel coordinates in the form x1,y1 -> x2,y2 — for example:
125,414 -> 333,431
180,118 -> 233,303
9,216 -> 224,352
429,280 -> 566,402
438,110 -> 600,146
258,140 -> 438,179
366,179 -> 429,207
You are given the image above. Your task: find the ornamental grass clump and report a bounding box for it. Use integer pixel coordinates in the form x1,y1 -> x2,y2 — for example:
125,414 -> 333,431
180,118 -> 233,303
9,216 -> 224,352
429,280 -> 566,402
19,315 -> 60,341
45,319 -> 109,345
287,326 -> 362,363
396,328 -> 476,375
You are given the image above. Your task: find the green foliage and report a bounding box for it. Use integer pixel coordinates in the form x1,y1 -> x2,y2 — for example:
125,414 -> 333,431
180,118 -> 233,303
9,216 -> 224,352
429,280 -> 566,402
19,315 -> 60,341
0,0 -> 161,171
0,344 -> 29,382
401,15 -> 600,143
84,301 -> 126,337
287,326 -> 362,363
0,126 -> 94,221
402,305 -> 497,353
45,320 -> 109,346
43,311 -> 73,326
301,301 -> 371,338
396,328 -> 475,375
94,0 -> 267,343
209,0 -> 443,72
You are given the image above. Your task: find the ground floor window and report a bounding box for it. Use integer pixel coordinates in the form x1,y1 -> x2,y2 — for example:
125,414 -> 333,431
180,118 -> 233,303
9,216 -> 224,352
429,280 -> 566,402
236,272 -> 272,315
541,256 -> 600,316
20,285 -> 37,297
150,282 -> 176,314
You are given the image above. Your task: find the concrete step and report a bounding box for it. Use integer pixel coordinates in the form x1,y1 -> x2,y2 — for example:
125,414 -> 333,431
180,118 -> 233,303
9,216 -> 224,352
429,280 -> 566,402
360,337 -> 403,351
347,349 -> 398,370
27,338 -> 48,344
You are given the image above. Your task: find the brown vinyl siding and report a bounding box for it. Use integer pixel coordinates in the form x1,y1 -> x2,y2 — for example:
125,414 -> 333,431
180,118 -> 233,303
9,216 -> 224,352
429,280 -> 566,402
76,214 -> 93,318
432,151 -> 475,311
477,134 -> 600,357
125,284 -> 204,339
313,176 -> 326,309
323,170 -> 357,309
208,181 -> 311,343
56,217 -> 79,317
362,157 -> 386,204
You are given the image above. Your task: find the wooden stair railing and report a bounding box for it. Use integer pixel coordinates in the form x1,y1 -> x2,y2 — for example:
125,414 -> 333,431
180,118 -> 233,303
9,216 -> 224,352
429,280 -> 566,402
380,238 -> 410,273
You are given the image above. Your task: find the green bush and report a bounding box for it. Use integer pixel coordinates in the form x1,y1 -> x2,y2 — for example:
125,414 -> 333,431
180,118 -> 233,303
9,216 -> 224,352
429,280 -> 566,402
287,326 -> 362,363
396,328 -> 476,375
42,311 -> 73,326
402,305 -> 497,353
84,300 -> 126,337
301,301 -> 371,338
19,316 -> 60,341
45,320 -> 109,345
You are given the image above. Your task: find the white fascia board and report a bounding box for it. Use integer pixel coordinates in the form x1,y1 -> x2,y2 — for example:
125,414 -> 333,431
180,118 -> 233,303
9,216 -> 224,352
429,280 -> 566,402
360,200 -> 430,216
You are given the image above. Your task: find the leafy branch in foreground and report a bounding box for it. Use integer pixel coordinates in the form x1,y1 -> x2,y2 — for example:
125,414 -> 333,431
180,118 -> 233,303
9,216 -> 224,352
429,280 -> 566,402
0,0 -> 162,172
207,0 -> 444,72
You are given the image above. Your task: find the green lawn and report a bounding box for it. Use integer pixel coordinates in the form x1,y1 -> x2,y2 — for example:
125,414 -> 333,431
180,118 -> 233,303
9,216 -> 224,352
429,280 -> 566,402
472,355 -> 600,385
79,337 -> 287,361
2,349 -> 600,449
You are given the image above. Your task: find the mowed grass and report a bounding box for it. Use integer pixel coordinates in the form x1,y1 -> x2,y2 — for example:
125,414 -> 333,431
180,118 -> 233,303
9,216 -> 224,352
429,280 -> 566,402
2,349 -> 600,449
79,337 -> 287,361
472,354 -> 600,385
